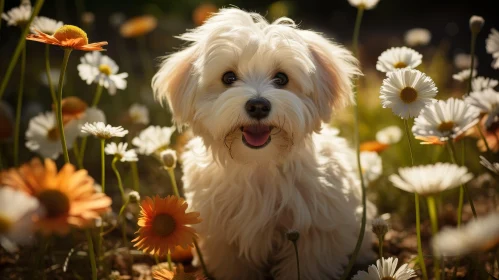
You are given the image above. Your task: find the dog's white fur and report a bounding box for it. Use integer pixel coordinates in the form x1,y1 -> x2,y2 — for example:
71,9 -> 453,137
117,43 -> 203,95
152,8 -> 375,279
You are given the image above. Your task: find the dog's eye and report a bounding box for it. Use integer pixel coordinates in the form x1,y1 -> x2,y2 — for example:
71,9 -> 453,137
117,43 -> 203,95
222,71 -> 238,85
273,72 -> 288,87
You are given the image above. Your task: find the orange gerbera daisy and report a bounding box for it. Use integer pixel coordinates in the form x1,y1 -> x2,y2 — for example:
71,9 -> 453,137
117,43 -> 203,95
27,25 -> 107,51
0,158 -> 112,235
153,264 -> 204,280
359,141 -> 389,153
132,195 -> 201,257
119,15 -> 157,38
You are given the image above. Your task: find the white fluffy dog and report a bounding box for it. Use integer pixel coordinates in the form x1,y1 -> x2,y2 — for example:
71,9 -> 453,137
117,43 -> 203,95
152,8 -> 375,280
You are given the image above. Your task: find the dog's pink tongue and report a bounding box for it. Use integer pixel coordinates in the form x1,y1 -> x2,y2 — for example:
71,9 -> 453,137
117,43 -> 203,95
243,125 -> 271,147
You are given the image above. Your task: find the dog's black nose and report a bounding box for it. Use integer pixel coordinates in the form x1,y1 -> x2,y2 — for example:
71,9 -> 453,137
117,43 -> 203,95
245,97 -> 271,120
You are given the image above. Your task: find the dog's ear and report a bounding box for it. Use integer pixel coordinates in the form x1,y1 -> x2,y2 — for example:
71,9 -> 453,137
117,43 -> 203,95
299,30 -> 360,122
152,45 -> 199,126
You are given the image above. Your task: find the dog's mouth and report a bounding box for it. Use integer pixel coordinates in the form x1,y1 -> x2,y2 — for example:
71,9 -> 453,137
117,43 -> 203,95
240,125 -> 272,149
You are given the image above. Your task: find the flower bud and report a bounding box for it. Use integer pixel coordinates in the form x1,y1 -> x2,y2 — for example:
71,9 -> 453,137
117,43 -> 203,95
372,217 -> 389,239
469,15 -> 484,34
160,149 -> 177,169
286,229 -> 300,242
128,191 -> 140,203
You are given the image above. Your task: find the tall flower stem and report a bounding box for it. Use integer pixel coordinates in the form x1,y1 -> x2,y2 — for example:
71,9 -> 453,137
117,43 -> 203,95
85,229 -> 98,280
340,7 -> 366,280
0,0 -> 44,100
111,157 -> 126,200
466,33 -> 477,96
447,141 -> 477,222
78,84 -> 104,168
404,119 -> 428,280
100,139 -> 106,192
130,162 -> 140,192
476,124 -> 492,154
291,240 -> 301,280
427,196 -> 440,280
166,253 -> 173,271
44,45 -> 57,105
56,49 -> 73,164
165,166 -> 210,278
13,46 -> 26,166
378,236 -> 384,258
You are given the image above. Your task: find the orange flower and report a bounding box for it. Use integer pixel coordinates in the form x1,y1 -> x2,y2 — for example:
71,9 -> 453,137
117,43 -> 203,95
468,114 -> 499,153
153,264 -> 204,280
192,3 -> 218,26
0,158 -> 112,235
27,25 -> 107,51
56,96 -> 88,124
170,245 -> 193,262
360,141 -> 389,153
132,195 -> 201,257
119,15 -> 157,38
414,136 -> 446,145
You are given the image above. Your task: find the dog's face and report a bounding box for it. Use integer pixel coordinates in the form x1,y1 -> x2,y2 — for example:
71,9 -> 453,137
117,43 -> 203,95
152,8 -> 359,164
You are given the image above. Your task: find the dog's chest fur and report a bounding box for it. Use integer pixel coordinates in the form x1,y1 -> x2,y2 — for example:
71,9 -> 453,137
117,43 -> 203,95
181,132 -> 362,266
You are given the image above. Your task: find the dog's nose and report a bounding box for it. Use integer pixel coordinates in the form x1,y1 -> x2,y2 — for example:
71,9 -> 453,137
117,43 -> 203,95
245,97 -> 271,120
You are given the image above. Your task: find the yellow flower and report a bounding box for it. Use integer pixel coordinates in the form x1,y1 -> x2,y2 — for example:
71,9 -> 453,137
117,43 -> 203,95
27,25 -> 107,51
132,195 -> 201,256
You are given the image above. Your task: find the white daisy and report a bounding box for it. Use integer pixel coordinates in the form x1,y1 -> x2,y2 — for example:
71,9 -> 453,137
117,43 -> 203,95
389,163 -> 473,196
352,257 -> 416,280
465,88 -> 499,128
452,69 -> 477,82
132,126 -> 175,155
376,47 -> 423,73
81,122 -> 128,139
412,98 -> 480,143
486,28 -> 499,69
454,53 -> 478,70
360,151 -> 382,184
25,112 -> 79,159
480,156 -> 499,175
77,107 -> 106,137
1,2 -> 31,27
0,187 -> 41,252
105,142 -> 138,162
77,51 -> 128,95
30,16 -> 63,34
380,69 -> 438,119
432,212 -> 499,257
472,76 -> 498,92
128,103 -> 150,125
404,28 -> 431,47
39,68 -> 64,88
347,0 -> 380,10
376,125 -> 402,144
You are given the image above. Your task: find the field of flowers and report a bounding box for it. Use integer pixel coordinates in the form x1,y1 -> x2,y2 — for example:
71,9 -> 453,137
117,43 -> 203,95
0,0 -> 498,279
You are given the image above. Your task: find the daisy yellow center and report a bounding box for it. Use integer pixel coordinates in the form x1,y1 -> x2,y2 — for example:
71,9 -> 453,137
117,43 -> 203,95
0,214 -> 13,234
99,64 -> 112,76
152,213 -> 176,237
53,25 -> 88,45
47,127 -> 60,141
38,190 -> 71,218
394,61 -> 407,68
438,121 -> 455,132
400,87 -> 418,104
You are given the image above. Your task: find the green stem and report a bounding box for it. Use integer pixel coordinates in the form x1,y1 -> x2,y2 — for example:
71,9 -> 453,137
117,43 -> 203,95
167,253 -> 173,271
57,49 -> 73,164
85,229 -> 98,280
193,238 -> 210,278
476,124 -> 492,153
466,33 -> 477,96
44,44 -> 57,105
0,0 -> 44,100
100,139 -> 105,192
166,168 -> 180,197
378,236 -> 384,259
78,136 -> 88,168
111,157 -> 126,200
404,120 -> 428,280
457,186 -> 464,228
427,196 -> 440,280
13,45 -> 26,166
91,83 -> 103,107
340,7 -> 366,280
130,161 -> 140,192
447,141 -> 477,220
292,240 -> 301,280
154,254 -> 160,265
